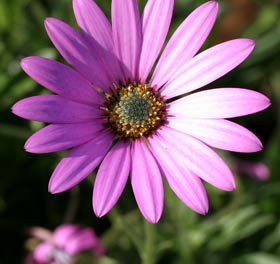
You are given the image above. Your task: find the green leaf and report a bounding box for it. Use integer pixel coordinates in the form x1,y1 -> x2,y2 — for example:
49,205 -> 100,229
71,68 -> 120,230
233,253 -> 280,264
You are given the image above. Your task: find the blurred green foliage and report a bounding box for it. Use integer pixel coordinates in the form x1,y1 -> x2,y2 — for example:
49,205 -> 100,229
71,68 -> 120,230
0,0 -> 280,263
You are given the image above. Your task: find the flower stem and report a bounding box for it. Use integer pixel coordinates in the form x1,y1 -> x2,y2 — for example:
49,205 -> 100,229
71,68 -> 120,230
108,207 -> 142,252
142,221 -> 157,264
63,186 -> 79,223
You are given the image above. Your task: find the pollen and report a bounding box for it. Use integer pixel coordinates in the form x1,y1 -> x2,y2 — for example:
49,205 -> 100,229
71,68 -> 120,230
103,83 -> 167,139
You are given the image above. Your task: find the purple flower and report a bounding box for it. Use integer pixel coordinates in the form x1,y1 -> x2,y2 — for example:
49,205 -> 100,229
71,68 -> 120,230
25,225 -> 104,264
13,0 -> 270,223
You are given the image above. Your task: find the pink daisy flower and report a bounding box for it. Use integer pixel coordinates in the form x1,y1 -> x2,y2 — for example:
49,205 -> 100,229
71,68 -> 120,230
13,0 -> 270,223
25,225 -> 104,264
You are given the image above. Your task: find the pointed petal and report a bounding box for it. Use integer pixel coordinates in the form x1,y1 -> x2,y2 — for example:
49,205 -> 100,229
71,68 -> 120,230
73,0 -> 124,84
169,88 -> 271,118
49,132 -> 113,193
21,56 -> 103,105
93,140 -> 130,217
45,18 -> 112,91
139,0 -> 174,82
25,123 -> 103,153
156,127 -> 235,191
148,136 -> 208,214
12,95 -> 100,123
73,0 -> 113,51
161,39 -> 255,98
167,118 -> 263,153
151,1 -> 218,88
131,140 -> 163,223
112,0 -> 142,81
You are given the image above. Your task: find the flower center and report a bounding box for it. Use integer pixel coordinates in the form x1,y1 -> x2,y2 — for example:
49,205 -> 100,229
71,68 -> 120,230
103,83 -> 166,138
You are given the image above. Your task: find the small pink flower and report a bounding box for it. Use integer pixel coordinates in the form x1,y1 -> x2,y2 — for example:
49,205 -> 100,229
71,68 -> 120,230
25,225 -> 104,264
13,0 -> 270,223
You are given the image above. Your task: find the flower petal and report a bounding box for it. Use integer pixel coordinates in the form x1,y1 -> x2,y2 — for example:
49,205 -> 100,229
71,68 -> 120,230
45,18 -> 112,91
64,228 -> 103,256
151,0 -> 218,88
156,127 -> 235,191
93,140 -> 131,217
49,132 -> 113,193
167,118 -> 263,153
73,0 -> 113,51
33,242 -> 53,263
53,224 -> 80,248
148,135 -> 208,214
112,0 -> 142,81
139,0 -> 174,82
73,0 -> 124,84
12,95 -> 100,123
161,39 -> 255,98
25,123 -> 103,153
169,88 -> 270,118
131,140 -> 164,223
21,56 -> 103,105
54,224 -> 104,256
